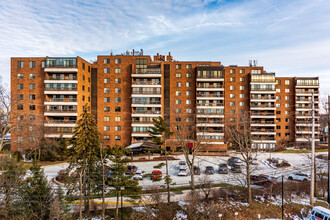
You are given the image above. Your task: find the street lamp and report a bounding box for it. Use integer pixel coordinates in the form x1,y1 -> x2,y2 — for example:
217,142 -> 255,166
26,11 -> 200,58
120,187 -> 125,220
234,212 -> 238,220
218,213 -> 222,220
258,213 -> 261,219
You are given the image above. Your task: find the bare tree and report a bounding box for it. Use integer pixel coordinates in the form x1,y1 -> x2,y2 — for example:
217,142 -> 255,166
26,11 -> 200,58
0,77 -> 12,152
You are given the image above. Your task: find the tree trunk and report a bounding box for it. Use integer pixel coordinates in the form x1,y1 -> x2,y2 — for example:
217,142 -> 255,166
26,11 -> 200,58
101,149 -> 106,220
246,161 -> 252,204
79,170 -> 83,220
190,156 -> 195,190
165,149 -> 170,203
115,190 -> 119,220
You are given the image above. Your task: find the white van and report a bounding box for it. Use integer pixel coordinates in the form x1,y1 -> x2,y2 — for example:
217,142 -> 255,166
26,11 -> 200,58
311,206 -> 330,220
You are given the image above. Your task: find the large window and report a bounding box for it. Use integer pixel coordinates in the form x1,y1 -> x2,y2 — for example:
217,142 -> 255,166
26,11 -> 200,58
46,58 -> 77,67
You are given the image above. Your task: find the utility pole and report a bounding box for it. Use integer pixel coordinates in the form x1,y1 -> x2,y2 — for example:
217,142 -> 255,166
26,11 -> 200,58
328,95 -> 330,204
310,92 -> 315,206
281,175 -> 284,220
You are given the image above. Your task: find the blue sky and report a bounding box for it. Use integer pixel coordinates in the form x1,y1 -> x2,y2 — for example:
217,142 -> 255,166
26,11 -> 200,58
0,0 -> 329,97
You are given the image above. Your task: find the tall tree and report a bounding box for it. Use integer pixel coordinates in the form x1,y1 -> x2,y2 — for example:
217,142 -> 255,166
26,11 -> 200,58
149,116 -> 173,203
108,146 -> 141,220
68,104 -> 101,218
0,77 -> 12,152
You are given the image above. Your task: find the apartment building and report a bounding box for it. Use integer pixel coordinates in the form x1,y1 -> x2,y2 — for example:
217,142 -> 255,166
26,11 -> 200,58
10,51 -> 320,152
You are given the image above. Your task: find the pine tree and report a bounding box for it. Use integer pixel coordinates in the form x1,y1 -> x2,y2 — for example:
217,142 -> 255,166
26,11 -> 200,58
149,116 -> 173,203
68,104 -> 101,218
108,146 -> 141,220
53,185 -> 71,220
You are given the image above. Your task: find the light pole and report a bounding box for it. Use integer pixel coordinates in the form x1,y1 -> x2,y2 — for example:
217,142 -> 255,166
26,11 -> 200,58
282,175 -> 284,220
258,214 -> 261,219
120,187 -> 125,220
218,213 -> 222,220
234,212 -> 238,220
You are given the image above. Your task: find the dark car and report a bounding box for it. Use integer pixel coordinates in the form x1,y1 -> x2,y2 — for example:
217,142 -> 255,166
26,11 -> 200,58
228,157 -> 241,166
193,166 -> 201,175
125,165 -> 137,175
231,164 -> 242,173
218,163 -> 228,174
205,166 -> 215,175
251,174 -> 277,187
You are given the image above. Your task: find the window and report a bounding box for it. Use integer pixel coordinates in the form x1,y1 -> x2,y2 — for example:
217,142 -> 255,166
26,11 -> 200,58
176,100 -> 181,104
29,61 -> 36,68
82,95 -> 85,101
115,135 -> 121,140
104,116 -> 110,121
230,102 -> 235,106
115,88 -> 121,93
104,78 -> 110,83
176,64 -> 181,69
104,135 -> 110,140
29,115 -> 35,121
285,80 -> 290,85
276,118 -> 281,122
276,103 -> 281,107
176,91 -> 181,96
88,77 -> 90,82
29,94 -> 35,100
240,102 -> 245,106
230,94 -> 235,98
276,79 -> 281,85
29,84 -> 35,90
240,86 -> 245,90
186,73 -> 191,78
186,82 -> 191,87
175,108 -> 181,113
18,115 -> 23,121
285,126 -> 290,129
17,84 -> 23,89
17,136 -> 23,143
240,94 -> 245,98
186,108 -> 192,113
82,63 -> 85,70
104,68 -> 110,73
276,111 -> 281,114
276,126 -> 281,129
176,82 -> 181,87
230,69 -> 235,74
240,77 -> 245,82
17,94 -> 23,100
285,118 -> 290,122
83,75 -> 85,80
29,74 -> 35,79
230,86 -> 235,90
104,107 -> 110,112
115,97 -> 121,103
104,126 -> 110,131
88,67 -> 90,72
115,116 -> 121,122
29,105 -> 35,110
186,64 -> 192,69
285,111 -> 290,115
186,91 -> 191,96
285,96 -> 290,100
41,61 -> 45,68
82,85 -> 85,91
239,69 -> 245,74
17,104 -> 23,110
285,133 -> 290,137
104,59 -> 110,64
17,74 -> 23,79
186,100 -> 191,105
104,97 -> 110,102
115,58 -> 121,64
230,118 -> 235,122
176,73 -> 181,78
115,68 -> 121,73
17,61 -> 24,68
276,96 -> 281,100
276,89 -> 280,93
285,89 -> 290,93
88,97 -> 90,102
115,126 -> 121,131
230,77 -> 235,82
115,78 -> 121,84
230,110 -> 235,114
104,88 -> 110,93
276,133 -> 281,137
285,103 -> 290,107
115,107 -> 121,112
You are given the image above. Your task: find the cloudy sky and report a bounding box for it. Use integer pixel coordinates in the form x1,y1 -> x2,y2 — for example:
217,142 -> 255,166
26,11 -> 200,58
0,0 -> 329,96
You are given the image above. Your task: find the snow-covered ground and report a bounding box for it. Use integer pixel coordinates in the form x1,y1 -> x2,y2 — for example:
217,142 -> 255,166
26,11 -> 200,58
42,152 -> 327,189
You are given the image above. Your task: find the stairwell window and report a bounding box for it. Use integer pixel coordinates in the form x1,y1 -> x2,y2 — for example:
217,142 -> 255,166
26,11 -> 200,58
115,68 -> 121,73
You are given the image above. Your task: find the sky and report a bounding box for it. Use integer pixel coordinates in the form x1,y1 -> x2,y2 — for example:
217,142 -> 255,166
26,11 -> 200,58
0,0 -> 329,97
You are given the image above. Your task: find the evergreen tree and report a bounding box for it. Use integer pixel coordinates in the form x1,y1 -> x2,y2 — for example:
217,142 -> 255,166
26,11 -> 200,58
149,116 -> 173,203
68,105 -> 101,217
19,161 -> 53,220
108,146 -> 141,220
53,185 -> 72,220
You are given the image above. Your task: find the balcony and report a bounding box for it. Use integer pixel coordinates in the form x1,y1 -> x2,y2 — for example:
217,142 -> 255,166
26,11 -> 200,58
44,107 -> 78,117
45,75 -> 77,80
45,98 -> 77,102
45,87 -> 77,91
132,68 -> 161,78
197,103 -> 224,108
132,81 -> 161,85
44,120 -> 76,127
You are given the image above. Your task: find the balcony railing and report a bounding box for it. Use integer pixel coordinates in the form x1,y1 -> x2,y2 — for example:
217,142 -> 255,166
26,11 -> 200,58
197,85 -> 224,88
132,101 -> 161,105
251,129 -> 275,132
132,111 -> 161,114
132,91 -> 161,95
132,81 -> 161,85
46,98 -> 77,102
251,121 -> 275,124
45,108 -> 77,113
251,104 -> 275,108
251,113 -> 275,116
197,103 -> 224,107
46,76 -> 77,80
135,69 -> 161,74
46,120 -> 77,124
295,90 -> 319,94
197,94 -> 224,98
45,87 -> 77,91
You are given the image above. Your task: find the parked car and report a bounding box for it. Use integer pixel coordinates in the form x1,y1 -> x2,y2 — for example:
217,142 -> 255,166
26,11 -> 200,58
250,174 -> 277,186
228,157 -> 241,166
179,161 -> 187,169
218,163 -> 228,174
193,166 -> 201,175
310,206 -> 330,220
178,168 -> 188,176
205,166 -> 215,175
288,172 -> 310,181
231,164 -> 242,173
125,165 -> 137,175
151,170 -> 162,180
132,170 -> 145,180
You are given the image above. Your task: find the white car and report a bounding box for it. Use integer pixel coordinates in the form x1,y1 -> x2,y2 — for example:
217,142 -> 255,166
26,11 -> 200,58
178,161 -> 187,169
132,170 -> 145,180
287,172 -> 311,181
178,168 -> 188,176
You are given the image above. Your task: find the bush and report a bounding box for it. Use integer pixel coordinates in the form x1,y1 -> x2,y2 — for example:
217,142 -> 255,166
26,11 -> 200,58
12,151 -> 23,162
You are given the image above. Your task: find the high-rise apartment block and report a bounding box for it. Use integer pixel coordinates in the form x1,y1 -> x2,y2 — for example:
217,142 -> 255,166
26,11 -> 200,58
10,51 -> 320,152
